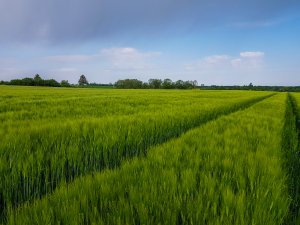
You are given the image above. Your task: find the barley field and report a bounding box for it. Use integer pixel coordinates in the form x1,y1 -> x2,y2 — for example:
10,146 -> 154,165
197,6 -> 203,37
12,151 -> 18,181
0,86 -> 300,224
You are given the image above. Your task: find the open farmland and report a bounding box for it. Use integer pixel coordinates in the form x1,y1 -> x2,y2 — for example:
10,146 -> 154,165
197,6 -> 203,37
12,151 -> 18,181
1,86 -> 300,224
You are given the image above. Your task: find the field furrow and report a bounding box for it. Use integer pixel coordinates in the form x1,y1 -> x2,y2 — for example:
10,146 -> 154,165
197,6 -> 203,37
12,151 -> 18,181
6,93 -> 290,225
284,93 -> 300,224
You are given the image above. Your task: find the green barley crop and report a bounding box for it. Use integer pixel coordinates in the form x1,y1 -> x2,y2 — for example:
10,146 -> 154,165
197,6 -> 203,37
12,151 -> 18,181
0,86 -> 272,222
6,93 -> 293,224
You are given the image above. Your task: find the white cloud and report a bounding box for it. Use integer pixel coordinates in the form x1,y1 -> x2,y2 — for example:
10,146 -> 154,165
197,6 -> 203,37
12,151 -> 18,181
185,51 -> 265,72
53,68 -> 78,72
231,58 -> 243,67
101,47 -> 161,70
182,51 -> 266,85
185,55 -> 231,71
240,51 -> 265,58
45,54 -> 95,63
232,51 -> 265,69
202,55 -> 231,64
43,47 -> 161,72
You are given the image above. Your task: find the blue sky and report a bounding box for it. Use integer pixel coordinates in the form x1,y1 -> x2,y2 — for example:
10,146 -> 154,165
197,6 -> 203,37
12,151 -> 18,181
0,0 -> 300,85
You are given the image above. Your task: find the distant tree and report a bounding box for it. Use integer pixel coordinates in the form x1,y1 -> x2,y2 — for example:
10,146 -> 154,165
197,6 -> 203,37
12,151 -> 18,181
87,82 -> 114,88
113,78 -> 200,90
25,78 -> 35,85
249,82 -> 253,90
142,82 -> 149,89
7,75 -> 61,87
8,79 -> 21,85
44,79 -> 60,87
78,75 -> 88,85
162,78 -> 174,89
148,79 -> 162,89
7,77 -> 34,86
61,80 -> 71,87
175,80 -> 185,89
114,79 -> 143,89
183,81 -> 194,89
193,80 -> 198,87
34,74 -> 43,86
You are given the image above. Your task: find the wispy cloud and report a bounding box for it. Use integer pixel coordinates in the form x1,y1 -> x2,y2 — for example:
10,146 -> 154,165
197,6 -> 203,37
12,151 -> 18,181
185,51 -> 265,71
239,51 -> 265,58
101,47 -> 161,71
45,54 -> 96,63
53,67 -> 78,72
201,55 -> 231,64
1,0 -> 298,44
43,47 -> 161,70
185,55 -> 231,70
231,51 -> 265,69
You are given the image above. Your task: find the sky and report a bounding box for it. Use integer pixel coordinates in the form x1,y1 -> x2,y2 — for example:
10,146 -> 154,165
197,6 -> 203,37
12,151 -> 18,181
0,0 -> 300,85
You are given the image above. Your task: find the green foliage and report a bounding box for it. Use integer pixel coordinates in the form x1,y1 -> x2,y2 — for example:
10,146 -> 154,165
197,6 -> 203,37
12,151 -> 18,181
114,79 -> 143,89
60,80 -> 71,87
200,85 -> 300,92
78,75 -> 88,86
33,74 -> 42,86
114,78 -> 198,89
6,93 -> 292,225
148,78 -> 162,89
9,77 -> 35,86
6,75 -> 61,87
162,78 -> 173,89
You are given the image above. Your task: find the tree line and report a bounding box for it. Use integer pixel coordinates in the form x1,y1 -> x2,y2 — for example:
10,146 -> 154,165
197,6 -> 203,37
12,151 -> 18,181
114,78 -> 198,89
200,84 -> 300,92
0,74 -> 71,87
1,74 -> 300,92
0,74 -> 96,88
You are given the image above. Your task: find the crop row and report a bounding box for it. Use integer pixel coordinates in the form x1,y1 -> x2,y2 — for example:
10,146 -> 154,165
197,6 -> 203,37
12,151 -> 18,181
0,88 -> 271,221
0,88 -> 215,131
0,87 -> 266,133
6,93 -> 291,224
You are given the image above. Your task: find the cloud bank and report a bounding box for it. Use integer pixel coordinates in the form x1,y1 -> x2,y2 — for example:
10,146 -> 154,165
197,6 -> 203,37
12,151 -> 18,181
101,47 -> 161,70
186,51 -> 265,72
0,0 -> 299,44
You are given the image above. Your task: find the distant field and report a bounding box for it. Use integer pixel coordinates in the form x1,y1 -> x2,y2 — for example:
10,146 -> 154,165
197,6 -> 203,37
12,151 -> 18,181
0,86 -> 299,224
